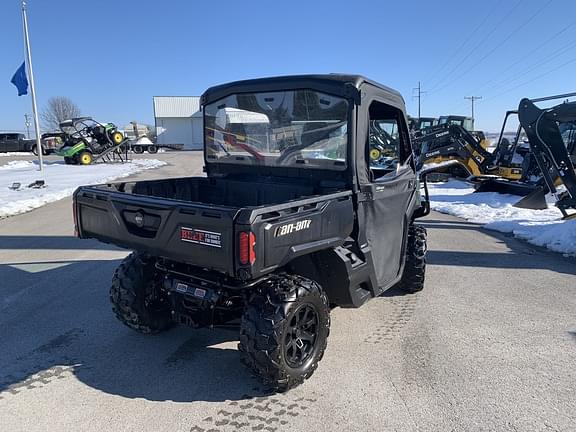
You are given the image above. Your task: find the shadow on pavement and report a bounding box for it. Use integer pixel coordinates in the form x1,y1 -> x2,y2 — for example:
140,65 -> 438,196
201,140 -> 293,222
0,235 -> 122,251
0,259 -> 269,403
422,219 -> 576,276
380,285 -> 413,298
427,250 -> 576,275
422,219 -> 485,231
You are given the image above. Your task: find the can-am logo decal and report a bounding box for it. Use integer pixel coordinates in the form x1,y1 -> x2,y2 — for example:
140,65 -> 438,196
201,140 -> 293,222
275,219 -> 312,237
180,227 -> 222,248
134,212 -> 144,227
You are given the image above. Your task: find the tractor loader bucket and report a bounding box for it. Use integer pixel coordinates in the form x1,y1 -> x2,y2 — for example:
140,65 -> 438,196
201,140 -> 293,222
474,178 -> 540,197
512,185 -> 549,210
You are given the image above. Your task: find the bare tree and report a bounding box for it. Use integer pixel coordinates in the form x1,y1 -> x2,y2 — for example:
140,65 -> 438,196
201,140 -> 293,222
41,97 -> 81,131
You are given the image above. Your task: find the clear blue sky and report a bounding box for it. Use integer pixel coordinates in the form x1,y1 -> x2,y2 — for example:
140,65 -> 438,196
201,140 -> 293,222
1,0 -> 575,134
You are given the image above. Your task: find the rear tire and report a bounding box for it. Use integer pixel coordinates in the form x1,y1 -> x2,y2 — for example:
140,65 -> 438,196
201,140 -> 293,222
132,145 -> 144,154
239,274 -> 330,391
147,145 -> 158,154
397,224 -> 427,293
110,252 -> 173,334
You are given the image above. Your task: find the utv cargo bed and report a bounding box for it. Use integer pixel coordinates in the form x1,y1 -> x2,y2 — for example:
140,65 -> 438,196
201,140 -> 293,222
74,176 -> 352,276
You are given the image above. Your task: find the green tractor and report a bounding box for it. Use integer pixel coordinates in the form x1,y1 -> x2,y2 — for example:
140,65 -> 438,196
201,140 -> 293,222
55,117 -> 126,165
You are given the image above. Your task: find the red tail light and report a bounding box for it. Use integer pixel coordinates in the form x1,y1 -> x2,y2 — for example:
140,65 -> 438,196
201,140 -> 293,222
239,231 -> 256,265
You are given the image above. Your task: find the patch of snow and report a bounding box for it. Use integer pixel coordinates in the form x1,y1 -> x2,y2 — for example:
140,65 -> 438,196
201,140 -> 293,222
0,159 -> 166,218
428,179 -> 576,256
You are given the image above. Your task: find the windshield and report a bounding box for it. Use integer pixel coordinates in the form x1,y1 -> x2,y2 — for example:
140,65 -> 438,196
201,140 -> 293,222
204,90 -> 349,170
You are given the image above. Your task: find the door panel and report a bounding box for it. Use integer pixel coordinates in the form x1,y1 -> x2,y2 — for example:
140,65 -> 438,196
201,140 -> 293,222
357,99 -> 415,288
361,168 -> 413,286
7,140 -> 20,152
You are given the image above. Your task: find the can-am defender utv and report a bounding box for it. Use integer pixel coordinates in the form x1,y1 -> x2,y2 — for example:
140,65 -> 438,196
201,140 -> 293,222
73,75 -> 430,391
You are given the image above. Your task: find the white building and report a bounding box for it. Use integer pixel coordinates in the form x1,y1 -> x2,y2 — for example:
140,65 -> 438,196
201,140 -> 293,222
153,96 -> 203,150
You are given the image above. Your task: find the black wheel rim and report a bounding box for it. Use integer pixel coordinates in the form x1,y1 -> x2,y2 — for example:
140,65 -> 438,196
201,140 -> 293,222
284,304 -> 319,368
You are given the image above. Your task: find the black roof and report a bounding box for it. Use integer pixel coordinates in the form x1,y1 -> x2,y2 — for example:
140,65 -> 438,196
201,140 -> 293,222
201,74 -> 405,110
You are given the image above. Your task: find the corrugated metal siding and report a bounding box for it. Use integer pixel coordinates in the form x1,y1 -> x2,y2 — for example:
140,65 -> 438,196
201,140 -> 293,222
156,117 -> 204,150
153,96 -> 201,118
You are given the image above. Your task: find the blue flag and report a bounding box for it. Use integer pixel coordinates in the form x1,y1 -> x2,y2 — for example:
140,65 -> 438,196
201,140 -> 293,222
11,62 -> 29,96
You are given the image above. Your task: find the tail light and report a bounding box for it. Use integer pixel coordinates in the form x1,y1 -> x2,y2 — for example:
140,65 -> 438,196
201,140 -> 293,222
239,231 -> 256,265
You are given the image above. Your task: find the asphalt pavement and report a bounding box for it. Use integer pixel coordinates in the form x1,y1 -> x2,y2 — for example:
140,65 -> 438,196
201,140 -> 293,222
1,153 -> 575,432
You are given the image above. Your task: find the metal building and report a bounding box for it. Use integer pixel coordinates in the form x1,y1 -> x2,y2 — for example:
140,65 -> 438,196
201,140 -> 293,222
153,96 -> 203,150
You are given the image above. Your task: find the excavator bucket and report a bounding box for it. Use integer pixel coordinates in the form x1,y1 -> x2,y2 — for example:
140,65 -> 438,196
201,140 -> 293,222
512,185 -> 548,210
474,178 -> 539,197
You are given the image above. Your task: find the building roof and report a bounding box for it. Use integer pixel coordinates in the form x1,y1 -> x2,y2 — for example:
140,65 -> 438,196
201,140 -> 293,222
153,96 -> 201,118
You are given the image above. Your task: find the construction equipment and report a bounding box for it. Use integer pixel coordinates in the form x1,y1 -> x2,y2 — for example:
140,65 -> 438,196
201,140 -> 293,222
414,121 -> 495,178
414,92 -> 576,216
55,117 -> 129,165
472,94 -> 576,215
438,115 -> 474,130
512,97 -> 576,218
126,121 -> 183,153
416,93 -> 576,204
408,116 -> 438,132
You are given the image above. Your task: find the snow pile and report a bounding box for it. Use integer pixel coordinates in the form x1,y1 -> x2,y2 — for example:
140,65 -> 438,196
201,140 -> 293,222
0,159 -> 166,218
428,179 -> 576,256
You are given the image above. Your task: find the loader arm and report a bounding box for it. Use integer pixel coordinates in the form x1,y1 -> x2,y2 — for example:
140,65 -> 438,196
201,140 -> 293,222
518,98 -> 576,218
414,123 -> 495,176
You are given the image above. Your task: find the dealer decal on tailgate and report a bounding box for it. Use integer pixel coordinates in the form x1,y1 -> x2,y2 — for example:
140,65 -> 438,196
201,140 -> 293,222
180,227 -> 222,248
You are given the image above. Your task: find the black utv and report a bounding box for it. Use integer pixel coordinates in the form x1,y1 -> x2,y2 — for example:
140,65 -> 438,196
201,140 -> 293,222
73,75 -> 430,390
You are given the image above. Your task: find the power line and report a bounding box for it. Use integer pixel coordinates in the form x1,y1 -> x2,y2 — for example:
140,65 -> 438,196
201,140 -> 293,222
427,0 -> 523,93
464,96 -> 482,129
482,55 -> 576,103
481,38 -> 576,96
463,21 -> 575,97
424,0 -> 500,88
24,114 -> 31,138
444,36 -> 576,114
430,0 -> 553,95
412,81 -> 426,118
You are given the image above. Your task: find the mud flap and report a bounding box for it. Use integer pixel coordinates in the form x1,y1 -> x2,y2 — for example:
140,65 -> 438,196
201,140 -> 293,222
512,185 -> 548,210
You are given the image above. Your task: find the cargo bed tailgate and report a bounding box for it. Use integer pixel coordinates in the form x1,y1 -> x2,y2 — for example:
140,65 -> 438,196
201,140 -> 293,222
74,187 -> 238,275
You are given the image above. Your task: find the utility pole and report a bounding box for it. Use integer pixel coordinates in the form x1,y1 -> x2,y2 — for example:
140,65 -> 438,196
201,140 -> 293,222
412,81 -> 426,120
464,96 -> 482,130
24,114 -> 31,138
21,0 -> 44,171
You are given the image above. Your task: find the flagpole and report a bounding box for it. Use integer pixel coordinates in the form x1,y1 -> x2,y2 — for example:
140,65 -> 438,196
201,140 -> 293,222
22,0 -> 44,172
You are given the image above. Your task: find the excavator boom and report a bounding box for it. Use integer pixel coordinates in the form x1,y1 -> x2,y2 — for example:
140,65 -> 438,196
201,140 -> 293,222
517,98 -> 576,218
